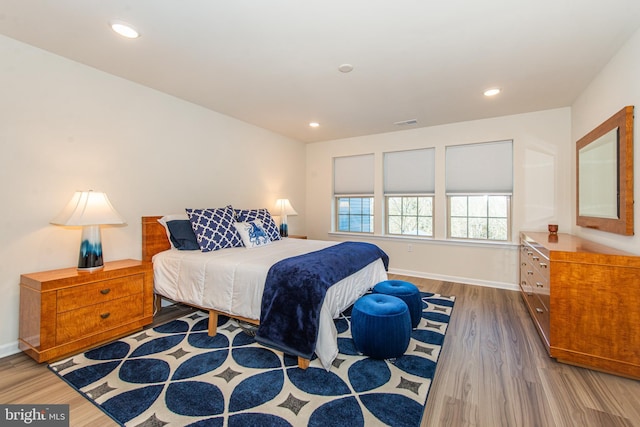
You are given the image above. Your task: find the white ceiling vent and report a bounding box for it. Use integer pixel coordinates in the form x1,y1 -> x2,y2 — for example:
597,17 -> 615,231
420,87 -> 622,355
394,119 -> 418,126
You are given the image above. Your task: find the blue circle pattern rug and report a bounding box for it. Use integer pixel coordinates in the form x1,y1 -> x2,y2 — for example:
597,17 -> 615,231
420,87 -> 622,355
49,292 -> 455,427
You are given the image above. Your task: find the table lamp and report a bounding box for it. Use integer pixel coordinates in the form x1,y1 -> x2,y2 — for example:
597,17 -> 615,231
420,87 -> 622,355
274,199 -> 298,237
51,191 -> 126,271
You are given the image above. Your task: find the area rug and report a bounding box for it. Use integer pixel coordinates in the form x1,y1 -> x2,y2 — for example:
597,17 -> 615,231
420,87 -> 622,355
49,292 -> 454,427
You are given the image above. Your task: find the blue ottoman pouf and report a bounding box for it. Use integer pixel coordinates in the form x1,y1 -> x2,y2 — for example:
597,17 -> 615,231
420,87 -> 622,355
351,293 -> 411,359
373,280 -> 422,328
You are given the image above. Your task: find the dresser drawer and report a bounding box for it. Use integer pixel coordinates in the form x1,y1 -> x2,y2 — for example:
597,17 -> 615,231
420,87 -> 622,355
522,244 -> 550,303
529,266 -> 550,311
520,240 -> 550,351
531,255 -> 549,281
519,277 -> 532,296
57,274 -> 144,313
520,288 -> 550,347
520,255 -> 531,290
56,294 -> 143,343
530,294 -> 550,348
523,244 -> 549,276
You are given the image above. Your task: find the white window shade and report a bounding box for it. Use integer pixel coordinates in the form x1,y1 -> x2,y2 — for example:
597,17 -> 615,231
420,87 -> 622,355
334,154 -> 374,194
384,148 -> 435,194
446,140 -> 513,193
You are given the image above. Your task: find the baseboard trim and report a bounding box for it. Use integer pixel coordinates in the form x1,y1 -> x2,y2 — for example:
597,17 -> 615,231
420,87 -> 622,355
388,268 -> 519,291
0,341 -> 21,360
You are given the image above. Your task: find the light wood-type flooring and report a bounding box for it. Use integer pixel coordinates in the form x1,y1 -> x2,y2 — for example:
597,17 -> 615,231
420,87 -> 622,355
1,275 -> 638,426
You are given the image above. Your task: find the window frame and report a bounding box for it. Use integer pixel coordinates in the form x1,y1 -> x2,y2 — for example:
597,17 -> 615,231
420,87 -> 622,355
385,194 -> 434,237
334,195 -> 375,234
446,193 -> 512,241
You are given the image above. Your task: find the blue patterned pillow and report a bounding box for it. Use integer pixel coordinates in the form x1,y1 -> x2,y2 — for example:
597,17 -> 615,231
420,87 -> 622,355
234,220 -> 272,248
235,208 -> 281,241
186,207 -> 243,252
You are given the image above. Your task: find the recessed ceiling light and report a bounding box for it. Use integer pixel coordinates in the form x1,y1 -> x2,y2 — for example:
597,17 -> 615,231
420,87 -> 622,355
309,122 -> 320,128
484,88 -> 501,97
338,64 -> 354,73
110,20 -> 140,39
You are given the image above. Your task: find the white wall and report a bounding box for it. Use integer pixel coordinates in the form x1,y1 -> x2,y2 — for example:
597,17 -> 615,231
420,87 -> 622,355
571,26 -> 640,254
306,108 -> 572,288
0,35 -> 306,357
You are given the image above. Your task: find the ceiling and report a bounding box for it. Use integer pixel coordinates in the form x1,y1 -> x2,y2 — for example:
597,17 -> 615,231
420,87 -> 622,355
1,1 -> 639,143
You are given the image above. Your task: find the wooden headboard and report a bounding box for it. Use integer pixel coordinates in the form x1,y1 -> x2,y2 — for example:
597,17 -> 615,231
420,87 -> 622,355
142,216 -> 171,262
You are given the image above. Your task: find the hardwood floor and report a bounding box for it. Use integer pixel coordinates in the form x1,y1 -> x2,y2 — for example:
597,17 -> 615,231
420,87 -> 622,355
1,276 -> 638,426
407,275 -> 640,427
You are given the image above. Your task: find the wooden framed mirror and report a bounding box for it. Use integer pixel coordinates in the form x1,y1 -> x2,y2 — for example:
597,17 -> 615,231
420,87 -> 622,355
576,106 -> 634,235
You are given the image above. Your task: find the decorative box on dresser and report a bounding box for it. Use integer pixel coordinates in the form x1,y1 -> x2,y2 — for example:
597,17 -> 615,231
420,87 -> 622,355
520,231 -> 640,379
19,259 -> 154,363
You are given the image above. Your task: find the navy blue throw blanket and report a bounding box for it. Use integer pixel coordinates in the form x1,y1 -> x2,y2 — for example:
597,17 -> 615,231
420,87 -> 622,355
255,242 -> 389,360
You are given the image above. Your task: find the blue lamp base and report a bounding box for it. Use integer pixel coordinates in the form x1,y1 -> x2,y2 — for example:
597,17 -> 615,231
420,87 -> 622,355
279,213 -> 289,237
78,225 -> 104,271
279,223 -> 289,238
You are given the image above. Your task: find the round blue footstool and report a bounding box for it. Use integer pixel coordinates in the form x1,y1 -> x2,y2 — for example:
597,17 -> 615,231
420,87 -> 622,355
351,293 -> 411,359
373,280 -> 422,328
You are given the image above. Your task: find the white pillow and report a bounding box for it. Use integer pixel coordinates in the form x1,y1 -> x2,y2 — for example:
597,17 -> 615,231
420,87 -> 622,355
234,220 -> 272,248
158,213 -> 189,249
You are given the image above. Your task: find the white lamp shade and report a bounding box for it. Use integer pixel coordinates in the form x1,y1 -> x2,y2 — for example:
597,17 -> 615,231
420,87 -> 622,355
273,199 -> 298,216
51,191 -> 126,226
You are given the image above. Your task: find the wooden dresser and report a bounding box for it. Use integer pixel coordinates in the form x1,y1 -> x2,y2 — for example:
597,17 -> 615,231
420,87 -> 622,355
19,259 -> 154,363
520,231 -> 640,379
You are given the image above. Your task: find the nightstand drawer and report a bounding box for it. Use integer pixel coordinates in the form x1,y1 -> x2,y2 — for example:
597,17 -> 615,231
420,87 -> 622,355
56,294 -> 143,343
57,274 -> 144,313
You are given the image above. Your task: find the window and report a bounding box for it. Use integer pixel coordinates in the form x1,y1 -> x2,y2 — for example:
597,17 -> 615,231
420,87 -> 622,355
449,194 -> 510,240
387,196 -> 433,236
384,148 -> 435,237
446,141 -> 513,241
334,154 -> 374,233
337,197 -> 374,232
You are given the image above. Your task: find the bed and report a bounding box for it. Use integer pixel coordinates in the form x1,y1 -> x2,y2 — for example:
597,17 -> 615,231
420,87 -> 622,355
141,215 -> 388,370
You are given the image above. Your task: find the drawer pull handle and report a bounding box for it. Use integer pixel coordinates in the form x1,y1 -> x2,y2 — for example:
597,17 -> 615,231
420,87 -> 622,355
536,308 -> 544,314
100,312 -> 111,319
532,256 -> 539,261
527,271 -> 534,275
536,282 -> 543,288
100,288 -> 111,295
539,262 -> 548,268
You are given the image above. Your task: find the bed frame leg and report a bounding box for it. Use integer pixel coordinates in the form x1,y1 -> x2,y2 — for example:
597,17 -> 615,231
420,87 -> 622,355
153,294 -> 162,314
208,310 -> 218,336
297,357 -> 310,370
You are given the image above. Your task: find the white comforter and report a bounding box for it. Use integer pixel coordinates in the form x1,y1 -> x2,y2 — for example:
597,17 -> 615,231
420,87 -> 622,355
152,238 -> 388,369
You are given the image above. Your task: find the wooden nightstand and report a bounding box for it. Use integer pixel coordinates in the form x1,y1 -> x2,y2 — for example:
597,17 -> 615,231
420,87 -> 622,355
19,259 -> 154,363
287,235 -> 307,239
